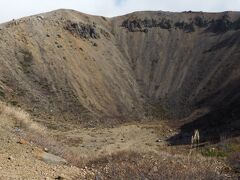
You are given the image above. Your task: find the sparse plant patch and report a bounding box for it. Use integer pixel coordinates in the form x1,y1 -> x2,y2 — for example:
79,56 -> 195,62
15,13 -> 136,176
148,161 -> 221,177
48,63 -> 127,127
10,100 -> 18,106
0,90 -> 5,97
200,138 -> 240,175
201,147 -> 227,157
84,151 -> 227,179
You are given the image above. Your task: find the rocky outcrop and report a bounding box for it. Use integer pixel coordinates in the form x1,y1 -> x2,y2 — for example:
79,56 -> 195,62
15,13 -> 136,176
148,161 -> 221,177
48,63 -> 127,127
122,17 -> 197,33
65,21 -> 110,40
174,21 -> 195,32
207,16 -> 240,33
122,18 -> 172,32
193,16 -> 208,28
65,21 -> 100,39
122,14 -> 240,34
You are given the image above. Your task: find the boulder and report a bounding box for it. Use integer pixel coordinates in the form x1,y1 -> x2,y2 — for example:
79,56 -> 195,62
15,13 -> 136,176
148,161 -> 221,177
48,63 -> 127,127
34,149 -> 67,165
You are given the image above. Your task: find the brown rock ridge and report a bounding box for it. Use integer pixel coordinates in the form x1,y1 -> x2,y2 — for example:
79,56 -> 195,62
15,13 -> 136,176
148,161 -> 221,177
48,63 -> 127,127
0,9 -> 240,127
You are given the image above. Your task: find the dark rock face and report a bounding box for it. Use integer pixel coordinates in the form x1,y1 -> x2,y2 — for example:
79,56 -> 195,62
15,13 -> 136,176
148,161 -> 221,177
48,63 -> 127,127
233,18 -> 240,29
207,16 -> 233,33
65,21 -> 111,40
122,15 -> 240,34
193,16 -> 208,28
174,21 -> 195,32
207,15 -> 240,33
65,21 -> 100,39
122,18 -> 172,32
122,18 -> 197,33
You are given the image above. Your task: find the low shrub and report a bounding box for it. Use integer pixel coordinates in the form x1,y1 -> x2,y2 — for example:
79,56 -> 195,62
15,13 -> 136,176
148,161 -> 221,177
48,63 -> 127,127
85,151 -> 226,180
0,90 -> 5,97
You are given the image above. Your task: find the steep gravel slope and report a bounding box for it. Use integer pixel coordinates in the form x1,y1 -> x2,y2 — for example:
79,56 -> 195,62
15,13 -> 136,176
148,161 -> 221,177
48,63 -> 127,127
112,11 -> 240,119
0,10 -> 143,122
0,9 -> 240,127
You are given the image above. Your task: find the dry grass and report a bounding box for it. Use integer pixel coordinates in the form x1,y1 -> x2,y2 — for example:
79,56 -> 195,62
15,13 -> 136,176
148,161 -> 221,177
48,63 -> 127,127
0,101 -> 45,133
84,151 -> 227,180
0,101 -> 86,166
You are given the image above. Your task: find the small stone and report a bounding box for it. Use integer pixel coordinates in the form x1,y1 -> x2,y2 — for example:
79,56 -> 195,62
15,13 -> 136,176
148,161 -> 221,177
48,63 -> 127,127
55,175 -> 66,180
37,15 -> 44,20
44,148 -> 49,152
153,166 -> 158,172
155,139 -> 163,143
17,139 -> 28,145
8,156 -> 14,161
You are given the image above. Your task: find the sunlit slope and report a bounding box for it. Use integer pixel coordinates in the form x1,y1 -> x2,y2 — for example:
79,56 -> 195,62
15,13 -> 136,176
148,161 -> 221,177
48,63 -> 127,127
0,9 -> 240,122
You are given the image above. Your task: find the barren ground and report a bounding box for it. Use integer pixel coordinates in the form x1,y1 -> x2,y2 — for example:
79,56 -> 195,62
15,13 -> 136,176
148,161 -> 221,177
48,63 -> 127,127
0,103 -> 236,179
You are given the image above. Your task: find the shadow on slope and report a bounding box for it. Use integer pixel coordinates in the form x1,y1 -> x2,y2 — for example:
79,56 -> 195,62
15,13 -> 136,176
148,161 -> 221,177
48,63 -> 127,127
167,105 -> 240,146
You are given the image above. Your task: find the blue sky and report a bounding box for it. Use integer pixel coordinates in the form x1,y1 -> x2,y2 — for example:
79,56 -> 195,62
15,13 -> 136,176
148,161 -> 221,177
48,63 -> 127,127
0,0 -> 240,23
115,0 -> 125,6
